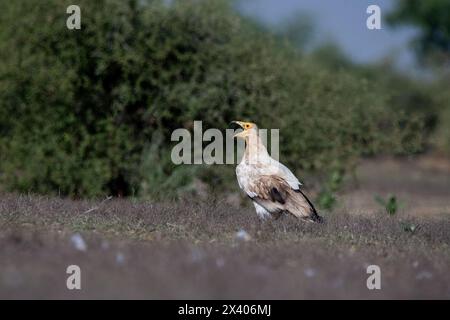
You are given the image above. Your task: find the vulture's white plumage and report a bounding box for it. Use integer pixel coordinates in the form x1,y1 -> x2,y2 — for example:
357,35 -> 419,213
232,121 -> 322,223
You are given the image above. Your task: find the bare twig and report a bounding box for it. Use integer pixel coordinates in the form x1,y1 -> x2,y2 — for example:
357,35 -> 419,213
82,196 -> 113,214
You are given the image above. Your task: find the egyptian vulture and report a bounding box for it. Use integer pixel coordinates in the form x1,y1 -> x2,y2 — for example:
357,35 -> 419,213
232,121 -> 322,223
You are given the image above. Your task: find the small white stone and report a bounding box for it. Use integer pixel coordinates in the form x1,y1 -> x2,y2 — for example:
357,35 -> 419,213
190,248 -> 204,263
115,252 -> 125,265
235,229 -> 251,241
304,268 -> 316,278
70,233 -> 87,252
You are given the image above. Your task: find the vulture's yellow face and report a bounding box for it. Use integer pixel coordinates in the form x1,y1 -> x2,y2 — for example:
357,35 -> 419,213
231,121 -> 257,139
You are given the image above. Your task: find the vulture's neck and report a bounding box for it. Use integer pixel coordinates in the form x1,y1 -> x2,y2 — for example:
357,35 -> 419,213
242,132 -> 270,164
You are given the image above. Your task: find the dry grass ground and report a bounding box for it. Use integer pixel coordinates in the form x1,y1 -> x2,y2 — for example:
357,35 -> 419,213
1,157 -> 450,299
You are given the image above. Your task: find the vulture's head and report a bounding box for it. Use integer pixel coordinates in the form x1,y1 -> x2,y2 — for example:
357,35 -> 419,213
230,121 -> 258,140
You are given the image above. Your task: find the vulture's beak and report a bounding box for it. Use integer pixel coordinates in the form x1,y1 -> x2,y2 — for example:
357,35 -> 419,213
230,120 -> 245,129
230,120 -> 247,139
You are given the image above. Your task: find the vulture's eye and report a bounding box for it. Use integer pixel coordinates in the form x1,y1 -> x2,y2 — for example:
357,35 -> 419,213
245,124 -> 251,129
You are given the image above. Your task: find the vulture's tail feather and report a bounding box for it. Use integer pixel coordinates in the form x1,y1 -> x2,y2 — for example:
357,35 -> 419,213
296,189 -> 323,223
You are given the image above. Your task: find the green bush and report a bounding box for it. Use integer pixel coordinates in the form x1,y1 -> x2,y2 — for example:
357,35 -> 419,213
0,0 -> 428,198
431,77 -> 450,155
385,0 -> 450,155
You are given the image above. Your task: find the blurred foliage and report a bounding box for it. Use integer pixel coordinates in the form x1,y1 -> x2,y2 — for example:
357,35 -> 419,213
0,0 -> 433,199
273,12 -> 315,50
432,76 -> 450,153
317,169 -> 344,211
375,194 -> 401,216
387,0 -> 450,154
387,0 -> 450,66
